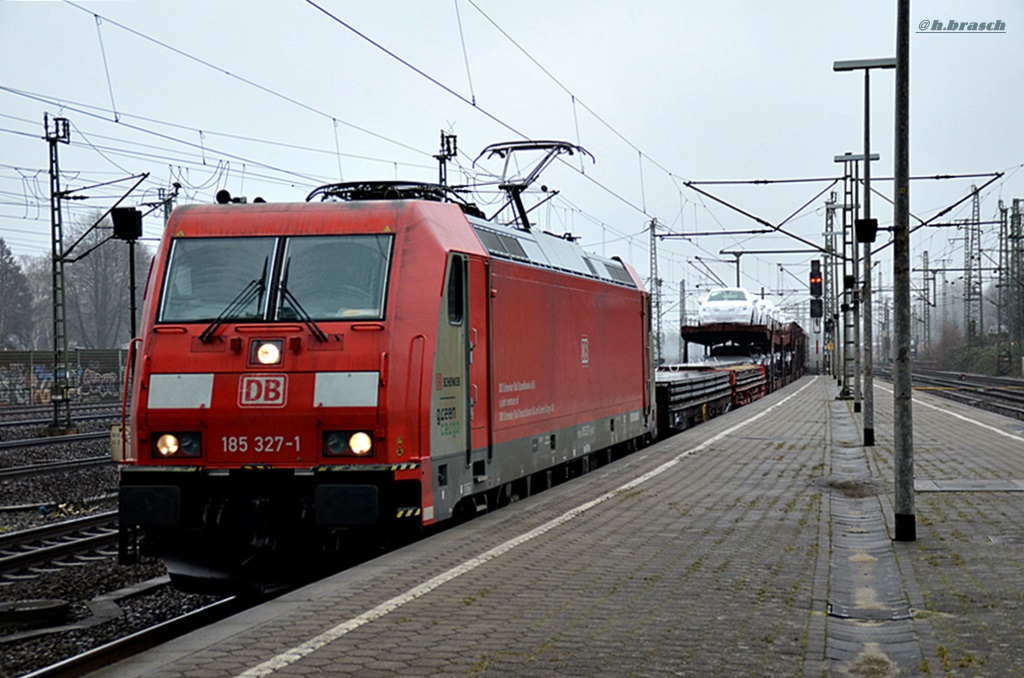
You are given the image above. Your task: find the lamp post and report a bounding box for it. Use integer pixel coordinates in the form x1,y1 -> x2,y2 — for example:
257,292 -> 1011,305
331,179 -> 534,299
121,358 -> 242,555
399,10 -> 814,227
893,0 -> 915,541
834,57 -> 896,447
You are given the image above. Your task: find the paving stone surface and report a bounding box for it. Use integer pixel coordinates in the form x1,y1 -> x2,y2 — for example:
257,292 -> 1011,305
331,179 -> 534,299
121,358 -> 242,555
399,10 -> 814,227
92,376 -> 1024,677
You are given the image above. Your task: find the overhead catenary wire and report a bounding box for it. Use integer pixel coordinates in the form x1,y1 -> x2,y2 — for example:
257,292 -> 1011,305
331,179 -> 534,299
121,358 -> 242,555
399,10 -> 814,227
870,173 -> 1004,256
453,0 -> 476,106
1,126 -> 308,207
93,15 -> 119,123
302,0 -> 527,143
16,1 -> 1016,302
682,181 -> 833,256
1,86 -> 329,187
30,3 -> 773,287
59,0 -> 430,159
459,2 -> 1024,295
0,101 -> 435,173
298,0 -> 704,247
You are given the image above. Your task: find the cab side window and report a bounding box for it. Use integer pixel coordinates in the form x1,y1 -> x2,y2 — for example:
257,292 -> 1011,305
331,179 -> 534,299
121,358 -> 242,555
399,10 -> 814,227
447,257 -> 465,326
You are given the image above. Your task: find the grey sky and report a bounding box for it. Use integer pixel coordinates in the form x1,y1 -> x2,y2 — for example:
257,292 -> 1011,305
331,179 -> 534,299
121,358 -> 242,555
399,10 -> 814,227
2,0 -> 1022,321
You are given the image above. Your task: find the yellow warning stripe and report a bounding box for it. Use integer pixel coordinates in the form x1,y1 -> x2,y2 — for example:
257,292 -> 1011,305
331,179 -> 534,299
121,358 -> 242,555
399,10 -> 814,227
313,463 -> 420,472
228,463 -> 422,472
395,507 -> 422,519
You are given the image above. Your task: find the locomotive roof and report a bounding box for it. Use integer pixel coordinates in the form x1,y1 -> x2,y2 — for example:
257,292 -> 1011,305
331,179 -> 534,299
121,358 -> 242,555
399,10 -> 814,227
303,179 -> 641,290
469,217 -> 639,289
167,196 -> 643,291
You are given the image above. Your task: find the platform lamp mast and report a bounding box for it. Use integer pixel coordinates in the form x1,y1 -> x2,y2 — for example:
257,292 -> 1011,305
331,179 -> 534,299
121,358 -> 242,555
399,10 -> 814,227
893,0 -> 915,541
834,56 -> 896,448
44,114 -> 75,435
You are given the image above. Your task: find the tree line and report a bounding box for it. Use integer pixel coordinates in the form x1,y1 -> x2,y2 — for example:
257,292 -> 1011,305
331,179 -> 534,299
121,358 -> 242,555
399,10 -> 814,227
0,213 -> 153,350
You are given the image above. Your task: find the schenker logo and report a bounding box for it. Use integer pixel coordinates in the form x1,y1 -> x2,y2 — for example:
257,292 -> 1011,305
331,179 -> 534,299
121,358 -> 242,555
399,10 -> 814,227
435,373 -> 461,390
239,374 -> 288,408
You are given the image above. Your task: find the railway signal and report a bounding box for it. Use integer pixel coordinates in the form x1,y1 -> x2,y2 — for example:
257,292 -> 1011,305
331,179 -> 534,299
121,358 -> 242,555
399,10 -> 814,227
809,260 -> 822,298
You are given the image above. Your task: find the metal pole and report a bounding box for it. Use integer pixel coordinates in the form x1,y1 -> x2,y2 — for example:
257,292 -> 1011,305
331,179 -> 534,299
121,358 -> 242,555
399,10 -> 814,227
893,0 -> 916,541
129,239 -> 137,340
826,196 -> 839,381
680,280 -> 687,362
45,114 -> 74,434
834,60 -> 893,418
852,160 -> 862,413
649,218 -> 662,365
840,160 -> 854,399
863,69 -> 876,446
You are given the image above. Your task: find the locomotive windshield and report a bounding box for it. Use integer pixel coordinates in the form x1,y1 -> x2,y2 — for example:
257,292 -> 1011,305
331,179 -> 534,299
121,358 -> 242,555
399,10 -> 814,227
277,235 -> 391,321
157,234 -> 392,323
159,237 -> 275,323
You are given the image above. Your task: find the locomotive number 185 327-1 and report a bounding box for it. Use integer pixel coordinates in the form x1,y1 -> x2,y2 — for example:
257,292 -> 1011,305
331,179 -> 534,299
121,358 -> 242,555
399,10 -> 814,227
221,435 -> 301,453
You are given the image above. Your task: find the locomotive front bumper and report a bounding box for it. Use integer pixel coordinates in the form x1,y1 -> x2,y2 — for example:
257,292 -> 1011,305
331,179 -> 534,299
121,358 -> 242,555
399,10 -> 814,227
118,464 -> 420,529
120,484 -> 182,526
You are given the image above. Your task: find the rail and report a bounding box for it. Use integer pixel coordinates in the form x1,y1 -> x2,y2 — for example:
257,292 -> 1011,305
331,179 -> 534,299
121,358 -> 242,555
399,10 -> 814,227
0,511 -> 119,574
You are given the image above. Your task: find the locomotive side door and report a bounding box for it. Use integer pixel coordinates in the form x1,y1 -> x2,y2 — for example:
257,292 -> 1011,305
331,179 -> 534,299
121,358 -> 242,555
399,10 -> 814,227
430,254 -> 473,504
432,253 -> 470,456
430,253 -> 491,519
467,256 -> 491,458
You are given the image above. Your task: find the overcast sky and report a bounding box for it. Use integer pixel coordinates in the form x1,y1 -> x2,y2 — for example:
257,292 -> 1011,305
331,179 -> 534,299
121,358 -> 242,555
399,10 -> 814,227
2,0 -> 1022,321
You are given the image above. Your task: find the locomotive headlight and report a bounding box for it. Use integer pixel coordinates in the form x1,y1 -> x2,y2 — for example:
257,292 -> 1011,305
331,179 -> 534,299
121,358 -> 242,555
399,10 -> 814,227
250,339 -> 283,366
348,432 -> 373,456
323,431 -> 374,457
156,434 -> 179,456
153,432 -> 202,458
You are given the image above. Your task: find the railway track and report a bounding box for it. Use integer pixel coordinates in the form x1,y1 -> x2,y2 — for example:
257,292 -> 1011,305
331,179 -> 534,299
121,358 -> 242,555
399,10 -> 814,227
0,401 -> 122,430
0,511 -> 119,576
874,367 -> 1024,421
0,455 -> 111,482
0,431 -> 109,452
0,411 -> 248,677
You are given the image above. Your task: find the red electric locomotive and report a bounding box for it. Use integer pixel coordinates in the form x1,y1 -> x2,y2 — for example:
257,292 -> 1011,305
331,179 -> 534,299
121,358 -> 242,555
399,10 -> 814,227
117,143 -> 656,590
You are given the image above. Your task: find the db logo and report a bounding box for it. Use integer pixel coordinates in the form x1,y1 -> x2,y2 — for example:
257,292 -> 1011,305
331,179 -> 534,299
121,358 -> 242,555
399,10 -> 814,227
239,375 -> 288,408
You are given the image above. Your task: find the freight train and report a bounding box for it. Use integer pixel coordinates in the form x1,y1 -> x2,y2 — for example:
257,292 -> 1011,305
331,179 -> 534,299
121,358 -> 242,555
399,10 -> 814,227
657,318 -> 807,432
115,141 -> 805,592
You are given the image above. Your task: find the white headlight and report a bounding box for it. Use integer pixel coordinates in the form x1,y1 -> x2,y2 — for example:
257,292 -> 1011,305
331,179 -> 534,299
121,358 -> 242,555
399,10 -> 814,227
256,341 -> 281,365
348,432 -> 373,456
156,434 -> 180,456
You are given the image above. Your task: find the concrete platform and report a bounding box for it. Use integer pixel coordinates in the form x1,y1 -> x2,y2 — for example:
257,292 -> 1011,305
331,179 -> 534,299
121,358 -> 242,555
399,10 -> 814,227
91,375 -> 1024,676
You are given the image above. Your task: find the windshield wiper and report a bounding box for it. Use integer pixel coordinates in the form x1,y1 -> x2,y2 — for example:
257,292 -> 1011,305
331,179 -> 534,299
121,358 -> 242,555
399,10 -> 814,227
199,259 -> 267,344
279,261 -> 328,343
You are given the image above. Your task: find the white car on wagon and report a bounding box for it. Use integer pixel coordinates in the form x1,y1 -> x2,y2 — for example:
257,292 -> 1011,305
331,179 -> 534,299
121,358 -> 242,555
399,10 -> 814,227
697,287 -> 758,325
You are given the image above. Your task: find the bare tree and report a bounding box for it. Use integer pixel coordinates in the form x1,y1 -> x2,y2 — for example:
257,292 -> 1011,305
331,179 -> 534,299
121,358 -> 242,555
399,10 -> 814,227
20,254 -> 52,350
63,213 -> 153,349
0,238 -> 33,349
